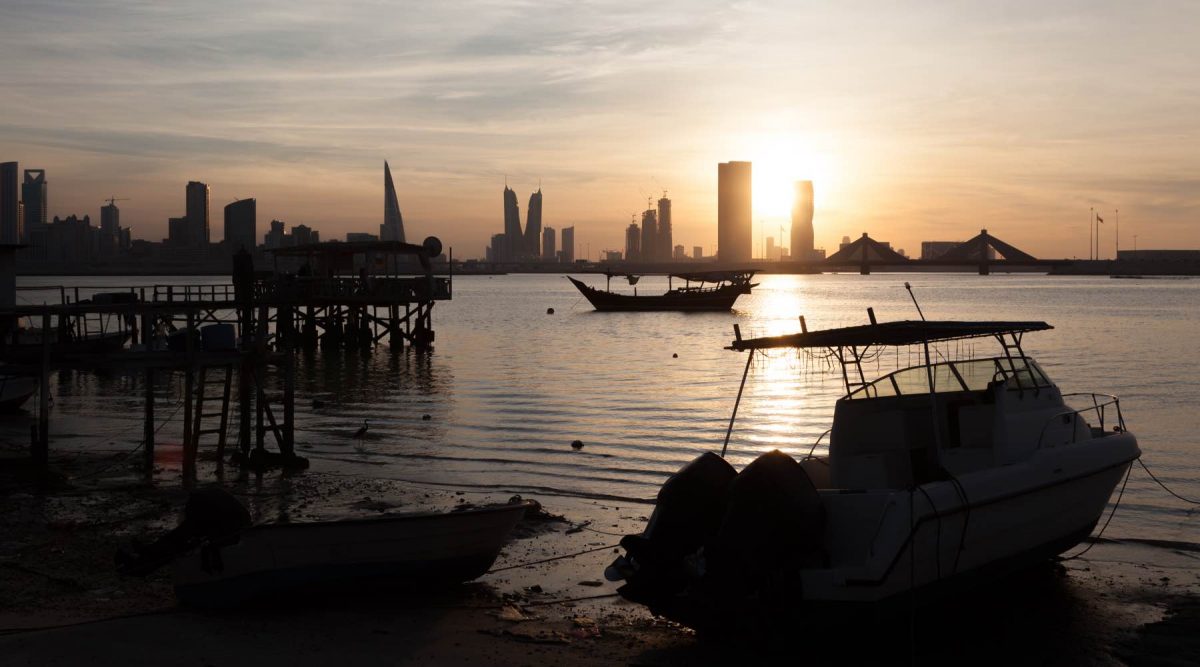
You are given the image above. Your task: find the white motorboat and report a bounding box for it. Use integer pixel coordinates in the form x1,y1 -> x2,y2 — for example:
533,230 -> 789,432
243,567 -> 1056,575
610,319 -> 1140,632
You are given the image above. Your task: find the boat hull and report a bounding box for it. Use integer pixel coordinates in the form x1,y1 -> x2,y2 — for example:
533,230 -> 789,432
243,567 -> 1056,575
625,434 -> 1139,631
0,375 -> 37,412
567,277 -> 747,311
174,501 -> 532,607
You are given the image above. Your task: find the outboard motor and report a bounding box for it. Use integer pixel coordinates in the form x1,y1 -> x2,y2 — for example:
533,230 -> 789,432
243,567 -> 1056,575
615,452 -> 736,602
708,450 -> 826,602
116,487 -> 251,576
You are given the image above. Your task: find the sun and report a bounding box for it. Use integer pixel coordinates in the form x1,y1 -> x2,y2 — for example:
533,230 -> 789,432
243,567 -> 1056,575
746,136 -> 838,220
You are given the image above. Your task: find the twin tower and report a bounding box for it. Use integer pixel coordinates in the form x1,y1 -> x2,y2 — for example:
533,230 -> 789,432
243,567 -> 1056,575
717,161 -> 815,263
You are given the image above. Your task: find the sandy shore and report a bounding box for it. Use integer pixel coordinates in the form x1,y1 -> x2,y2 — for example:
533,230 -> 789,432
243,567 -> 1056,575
3,448 -> 1199,666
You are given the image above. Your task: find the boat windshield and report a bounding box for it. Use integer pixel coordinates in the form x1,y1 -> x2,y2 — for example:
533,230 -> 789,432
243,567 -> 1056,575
846,357 -> 1053,400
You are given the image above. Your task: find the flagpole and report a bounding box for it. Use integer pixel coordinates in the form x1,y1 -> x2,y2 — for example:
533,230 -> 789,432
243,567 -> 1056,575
1115,208 -> 1119,258
1089,207 -> 1094,260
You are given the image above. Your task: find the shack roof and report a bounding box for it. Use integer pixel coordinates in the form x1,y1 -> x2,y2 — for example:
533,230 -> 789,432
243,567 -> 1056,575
729,320 -> 1053,350
268,241 -> 432,257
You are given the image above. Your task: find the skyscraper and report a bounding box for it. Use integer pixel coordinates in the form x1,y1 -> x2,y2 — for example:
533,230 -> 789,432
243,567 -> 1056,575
503,185 -> 522,262
718,161 -> 752,263
524,189 -> 543,258
224,198 -> 257,252
657,195 -> 672,261
381,161 -> 406,242
0,162 -> 19,244
542,226 -> 556,261
561,226 -> 575,263
640,208 -> 657,262
791,180 -> 814,262
21,170 -> 47,241
99,200 -> 120,255
625,222 -> 641,261
186,181 -> 210,246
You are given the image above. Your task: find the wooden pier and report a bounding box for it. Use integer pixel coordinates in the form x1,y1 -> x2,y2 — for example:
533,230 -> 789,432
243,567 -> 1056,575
1,240 -> 451,483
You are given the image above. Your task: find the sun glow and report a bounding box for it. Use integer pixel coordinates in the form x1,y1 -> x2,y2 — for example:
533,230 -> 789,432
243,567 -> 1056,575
745,136 -> 839,220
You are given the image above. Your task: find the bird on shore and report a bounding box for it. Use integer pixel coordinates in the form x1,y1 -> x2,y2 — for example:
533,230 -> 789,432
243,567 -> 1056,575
353,420 -> 369,439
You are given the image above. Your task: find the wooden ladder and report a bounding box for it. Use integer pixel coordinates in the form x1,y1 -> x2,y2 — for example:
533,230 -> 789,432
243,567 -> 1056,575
191,364 -> 233,458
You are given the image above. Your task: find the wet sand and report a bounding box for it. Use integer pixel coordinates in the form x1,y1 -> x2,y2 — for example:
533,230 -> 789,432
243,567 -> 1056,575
3,448 -> 1199,666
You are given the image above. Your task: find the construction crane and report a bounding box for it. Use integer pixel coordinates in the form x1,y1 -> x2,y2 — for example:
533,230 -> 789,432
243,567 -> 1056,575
103,197 -> 129,207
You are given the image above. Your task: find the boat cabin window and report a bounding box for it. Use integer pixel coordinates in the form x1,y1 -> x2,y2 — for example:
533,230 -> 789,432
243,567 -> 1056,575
847,357 -> 1053,400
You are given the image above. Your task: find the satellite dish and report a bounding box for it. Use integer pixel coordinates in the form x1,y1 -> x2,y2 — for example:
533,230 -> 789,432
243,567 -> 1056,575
422,236 -> 443,257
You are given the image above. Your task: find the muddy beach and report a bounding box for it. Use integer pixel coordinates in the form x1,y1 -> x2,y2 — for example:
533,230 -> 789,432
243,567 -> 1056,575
2,444 -> 1199,666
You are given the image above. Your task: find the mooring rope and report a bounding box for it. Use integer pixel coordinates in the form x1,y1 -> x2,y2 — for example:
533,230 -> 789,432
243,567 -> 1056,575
486,543 -> 619,574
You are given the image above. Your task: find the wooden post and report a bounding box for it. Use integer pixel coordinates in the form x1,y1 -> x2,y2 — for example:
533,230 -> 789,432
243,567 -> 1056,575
142,309 -> 155,473
33,311 -> 50,467
182,311 -> 196,483
281,304 -> 295,459
255,305 -> 268,453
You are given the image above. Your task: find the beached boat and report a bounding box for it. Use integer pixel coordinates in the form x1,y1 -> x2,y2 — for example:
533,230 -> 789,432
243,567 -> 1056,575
0,373 -> 37,411
567,270 -> 757,312
609,317 -> 1140,632
172,499 -> 535,606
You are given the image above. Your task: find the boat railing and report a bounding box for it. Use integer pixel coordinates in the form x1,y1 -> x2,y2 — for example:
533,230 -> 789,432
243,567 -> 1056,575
806,428 -> 832,459
1035,393 -> 1125,449
846,356 -> 1052,400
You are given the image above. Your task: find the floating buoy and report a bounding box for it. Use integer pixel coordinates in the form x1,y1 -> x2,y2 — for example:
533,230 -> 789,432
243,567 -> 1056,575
672,353 -> 678,358
422,414 -> 432,421
571,439 -> 584,450
547,307 -> 555,314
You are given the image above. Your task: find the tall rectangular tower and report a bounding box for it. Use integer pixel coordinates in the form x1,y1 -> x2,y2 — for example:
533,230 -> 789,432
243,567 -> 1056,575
640,208 -> 657,262
657,196 -> 672,261
0,162 -> 19,244
561,226 -> 575,263
524,189 -> 542,258
224,198 -> 257,252
790,180 -> 814,262
717,161 -> 752,263
542,226 -> 556,261
186,181 -> 210,246
21,169 -> 47,241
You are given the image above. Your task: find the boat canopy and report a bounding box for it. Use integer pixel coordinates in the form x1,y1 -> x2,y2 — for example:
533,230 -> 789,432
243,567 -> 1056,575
729,320 -> 1052,351
671,270 -> 756,283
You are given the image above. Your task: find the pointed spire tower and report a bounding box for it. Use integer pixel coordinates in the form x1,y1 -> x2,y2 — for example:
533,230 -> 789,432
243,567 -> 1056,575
381,161 -> 406,242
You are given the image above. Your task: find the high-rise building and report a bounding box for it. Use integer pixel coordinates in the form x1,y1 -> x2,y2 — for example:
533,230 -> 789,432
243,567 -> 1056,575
380,161 -> 406,242
488,233 -> 506,262
0,162 -> 19,244
21,169 -> 47,241
640,208 -> 657,262
542,226 -> 556,261
168,216 -> 189,246
717,161 -> 752,263
186,181 -> 210,246
265,220 -> 287,249
790,180 -> 814,262
99,201 -> 120,255
674,244 -> 686,260
224,198 -> 257,252
766,237 -> 776,261
657,196 -> 672,261
625,222 -> 641,261
561,226 -> 575,263
693,245 -> 703,259
524,189 -> 542,258
292,224 -> 315,246
502,186 -> 522,262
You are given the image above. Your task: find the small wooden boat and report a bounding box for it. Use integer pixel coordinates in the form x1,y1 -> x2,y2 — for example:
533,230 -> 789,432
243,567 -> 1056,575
173,500 -> 534,607
0,374 -> 37,411
568,270 -> 757,312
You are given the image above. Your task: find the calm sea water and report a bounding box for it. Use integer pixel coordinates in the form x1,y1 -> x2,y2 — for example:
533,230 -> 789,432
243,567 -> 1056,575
8,273 -> 1200,543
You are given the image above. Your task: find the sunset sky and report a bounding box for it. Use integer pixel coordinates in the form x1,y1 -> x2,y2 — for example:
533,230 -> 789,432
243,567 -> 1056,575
1,1 -> 1197,259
